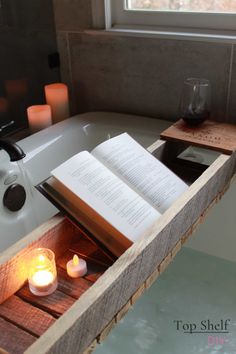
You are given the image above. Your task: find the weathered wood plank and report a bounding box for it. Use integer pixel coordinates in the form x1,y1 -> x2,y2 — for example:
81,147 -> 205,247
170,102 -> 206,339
0,295 -> 55,336
70,239 -> 113,267
57,267 -> 93,299
171,240 -> 182,259
97,318 -> 116,344
24,146 -> 236,354
160,119 -> 236,154
82,340 -> 97,354
0,216 -> 76,304
17,286 -> 75,318
159,253 -> 172,274
0,317 -> 36,354
115,300 -> 131,323
144,267 -> 160,290
131,284 -> 145,306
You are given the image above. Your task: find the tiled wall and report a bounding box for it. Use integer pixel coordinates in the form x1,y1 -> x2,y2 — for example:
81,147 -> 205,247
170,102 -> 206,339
54,0 -> 236,123
0,0 -> 60,135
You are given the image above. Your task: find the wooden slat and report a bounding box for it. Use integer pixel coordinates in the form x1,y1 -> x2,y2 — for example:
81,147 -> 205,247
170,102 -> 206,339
115,300 -> 131,323
82,340 -> 97,354
57,250 -> 107,283
144,267 -> 160,290
97,318 -> 116,343
0,216 -> 76,304
160,119 -> 236,154
0,295 -> 55,336
0,317 -> 36,354
24,146 -> 236,354
70,239 -> 113,267
17,286 -> 75,318
131,284 -> 145,306
159,253 -> 172,274
57,267 -> 93,299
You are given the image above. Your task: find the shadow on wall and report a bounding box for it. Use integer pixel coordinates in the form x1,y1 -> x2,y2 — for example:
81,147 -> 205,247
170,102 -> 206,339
0,0 -> 60,136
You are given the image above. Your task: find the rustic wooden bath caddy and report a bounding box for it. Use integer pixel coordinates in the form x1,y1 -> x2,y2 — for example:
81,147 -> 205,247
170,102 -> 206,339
0,138 -> 235,354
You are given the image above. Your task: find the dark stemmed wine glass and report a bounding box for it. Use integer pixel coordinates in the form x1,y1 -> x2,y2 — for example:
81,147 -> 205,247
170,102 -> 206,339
179,78 -> 211,126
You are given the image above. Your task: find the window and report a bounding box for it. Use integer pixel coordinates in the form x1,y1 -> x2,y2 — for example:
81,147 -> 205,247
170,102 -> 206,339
105,0 -> 236,32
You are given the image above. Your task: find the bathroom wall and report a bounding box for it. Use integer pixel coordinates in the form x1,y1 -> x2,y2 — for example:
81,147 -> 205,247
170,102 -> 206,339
0,0 -> 60,136
53,0 -> 236,123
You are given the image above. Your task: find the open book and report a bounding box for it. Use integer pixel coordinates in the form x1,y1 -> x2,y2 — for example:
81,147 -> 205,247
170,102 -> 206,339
40,133 -> 188,257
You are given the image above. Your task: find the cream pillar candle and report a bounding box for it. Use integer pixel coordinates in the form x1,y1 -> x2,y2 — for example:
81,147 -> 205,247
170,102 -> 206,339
44,83 -> 69,123
27,105 -> 52,133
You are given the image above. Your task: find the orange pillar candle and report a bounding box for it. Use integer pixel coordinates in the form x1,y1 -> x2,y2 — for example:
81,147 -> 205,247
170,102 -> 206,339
27,105 -> 52,133
44,83 -> 69,123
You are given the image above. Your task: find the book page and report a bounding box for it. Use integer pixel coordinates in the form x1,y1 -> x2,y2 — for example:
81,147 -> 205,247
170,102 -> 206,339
51,151 -> 160,242
92,133 -> 188,213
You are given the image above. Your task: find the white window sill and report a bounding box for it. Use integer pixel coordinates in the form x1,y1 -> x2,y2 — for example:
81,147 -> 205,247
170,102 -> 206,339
87,25 -> 236,44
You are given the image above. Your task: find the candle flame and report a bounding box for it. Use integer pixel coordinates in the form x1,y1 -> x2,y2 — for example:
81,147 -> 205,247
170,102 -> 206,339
73,254 -> 79,266
38,255 -> 45,262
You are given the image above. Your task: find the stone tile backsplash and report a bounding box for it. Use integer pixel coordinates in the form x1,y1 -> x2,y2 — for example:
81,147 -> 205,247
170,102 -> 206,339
52,0 -> 236,124
68,33 -> 232,121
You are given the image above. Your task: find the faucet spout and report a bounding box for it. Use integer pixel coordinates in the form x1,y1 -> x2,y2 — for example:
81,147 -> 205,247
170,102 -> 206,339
0,138 -> 26,161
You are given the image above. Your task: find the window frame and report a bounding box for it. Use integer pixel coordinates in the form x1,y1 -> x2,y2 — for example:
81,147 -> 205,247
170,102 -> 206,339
104,0 -> 236,33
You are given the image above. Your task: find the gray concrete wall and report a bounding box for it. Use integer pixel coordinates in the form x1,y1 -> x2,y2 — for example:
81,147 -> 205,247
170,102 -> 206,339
0,0 -> 60,135
54,0 -> 236,123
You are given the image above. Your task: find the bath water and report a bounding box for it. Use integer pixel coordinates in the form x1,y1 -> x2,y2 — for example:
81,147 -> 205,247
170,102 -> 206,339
95,248 -> 236,354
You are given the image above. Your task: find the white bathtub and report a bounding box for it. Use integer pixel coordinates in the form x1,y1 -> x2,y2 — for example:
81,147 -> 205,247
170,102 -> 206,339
0,111 -> 235,263
0,112 -> 170,252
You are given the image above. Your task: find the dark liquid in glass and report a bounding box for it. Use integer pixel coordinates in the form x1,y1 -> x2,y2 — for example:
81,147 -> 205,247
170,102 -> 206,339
182,110 -> 210,126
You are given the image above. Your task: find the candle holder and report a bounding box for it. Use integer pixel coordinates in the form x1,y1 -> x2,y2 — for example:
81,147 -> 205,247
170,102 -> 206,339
28,248 -> 58,296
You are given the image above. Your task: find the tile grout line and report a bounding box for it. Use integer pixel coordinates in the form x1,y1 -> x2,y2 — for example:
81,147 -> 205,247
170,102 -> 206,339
66,32 -> 73,88
225,43 -> 234,121
65,31 -> 76,114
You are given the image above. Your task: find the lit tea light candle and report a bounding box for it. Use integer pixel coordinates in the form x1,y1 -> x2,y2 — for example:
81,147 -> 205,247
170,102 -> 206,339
44,83 -> 69,123
66,254 -> 87,278
27,105 -> 52,133
28,248 -> 58,296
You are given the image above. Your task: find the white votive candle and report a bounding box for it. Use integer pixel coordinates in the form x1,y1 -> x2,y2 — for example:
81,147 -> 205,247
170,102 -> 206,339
66,254 -> 87,278
44,83 -> 69,123
27,105 -> 52,133
28,248 -> 58,296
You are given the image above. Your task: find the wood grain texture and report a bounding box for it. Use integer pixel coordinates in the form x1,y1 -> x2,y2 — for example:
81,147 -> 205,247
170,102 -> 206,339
70,239 -> 113,267
144,267 -> 160,290
97,318 -> 116,343
0,216 -> 77,305
0,295 -> 55,336
0,317 -> 36,354
57,267 -> 93,299
171,240 -> 182,259
82,340 -> 97,354
115,300 -> 131,323
17,286 -> 75,318
160,119 -> 236,154
11,142 -> 236,354
131,284 -> 145,306
159,253 -> 172,274
24,144 -> 236,354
